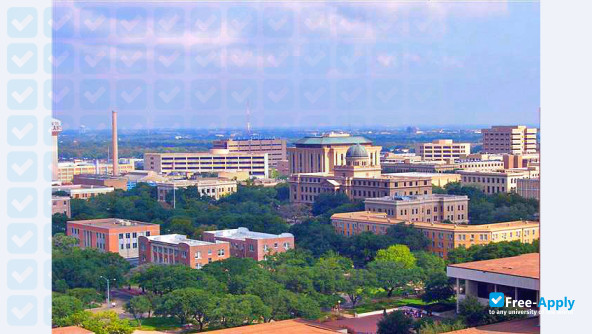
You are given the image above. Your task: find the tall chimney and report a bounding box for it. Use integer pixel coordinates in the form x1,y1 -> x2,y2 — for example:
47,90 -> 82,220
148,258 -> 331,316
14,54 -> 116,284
112,110 -> 119,176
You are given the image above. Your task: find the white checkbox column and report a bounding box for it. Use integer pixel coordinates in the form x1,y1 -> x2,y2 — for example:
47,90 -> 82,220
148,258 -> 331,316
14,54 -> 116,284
1,1 -> 52,332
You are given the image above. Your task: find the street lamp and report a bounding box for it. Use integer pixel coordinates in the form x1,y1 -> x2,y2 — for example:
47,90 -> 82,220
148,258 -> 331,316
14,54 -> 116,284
99,276 -> 116,307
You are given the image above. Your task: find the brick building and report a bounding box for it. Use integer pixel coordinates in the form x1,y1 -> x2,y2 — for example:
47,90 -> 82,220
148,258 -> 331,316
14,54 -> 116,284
66,218 -> 160,261
52,196 -> 71,217
138,234 -> 230,269
202,227 -> 294,261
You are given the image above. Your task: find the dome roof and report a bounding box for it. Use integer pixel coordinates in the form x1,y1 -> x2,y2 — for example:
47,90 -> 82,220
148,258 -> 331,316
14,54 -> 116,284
346,144 -> 369,159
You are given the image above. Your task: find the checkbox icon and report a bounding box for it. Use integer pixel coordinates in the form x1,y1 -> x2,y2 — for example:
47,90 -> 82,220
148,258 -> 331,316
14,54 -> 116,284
8,80 -> 38,110
7,152 -> 37,182
7,224 -> 37,254
489,292 -> 505,307
8,7 -> 38,38
7,116 -> 38,146
8,44 -> 37,74
8,260 -> 37,290
7,188 -> 38,218
7,295 -> 37,326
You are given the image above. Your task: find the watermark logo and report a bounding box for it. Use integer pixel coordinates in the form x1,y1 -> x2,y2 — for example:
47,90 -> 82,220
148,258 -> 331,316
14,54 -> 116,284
489,292 -> 505,307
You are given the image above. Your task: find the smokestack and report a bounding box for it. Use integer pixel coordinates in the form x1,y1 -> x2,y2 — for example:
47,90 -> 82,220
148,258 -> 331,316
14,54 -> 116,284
112,110 -> 119,176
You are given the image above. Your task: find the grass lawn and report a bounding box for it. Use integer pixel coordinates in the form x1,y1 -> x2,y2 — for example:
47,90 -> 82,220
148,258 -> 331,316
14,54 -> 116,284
135,317 -> 183,331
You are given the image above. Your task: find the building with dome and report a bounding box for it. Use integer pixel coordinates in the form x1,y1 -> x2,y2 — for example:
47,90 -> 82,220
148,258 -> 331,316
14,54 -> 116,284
288,134 -> 432,204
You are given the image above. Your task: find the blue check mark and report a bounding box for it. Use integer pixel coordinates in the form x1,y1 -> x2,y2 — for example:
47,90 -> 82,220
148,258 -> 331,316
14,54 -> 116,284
489,292 -> 505,307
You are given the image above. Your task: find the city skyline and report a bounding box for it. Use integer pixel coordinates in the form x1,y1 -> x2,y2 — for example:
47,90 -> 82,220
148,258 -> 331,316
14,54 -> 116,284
52,1 -> 539,130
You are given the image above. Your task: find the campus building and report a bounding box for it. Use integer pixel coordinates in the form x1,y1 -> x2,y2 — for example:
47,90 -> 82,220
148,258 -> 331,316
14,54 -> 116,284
415,140 -> 471,161
57,160 -> 135,183
66,218 -> 160,261
202,227 -> 294,261
447,253 -> 540,312
459,169 -> 539,194
53,184 -> 114,199
387,172 -> 461,187
382,160 -> 504,174
72,174 -> 128,191
289,141 -> 432,204
155,178 -> 238,202
52,196 -> 71,217
482,126 -> 538,154
213,138 -> 287,169
287,132 -> 382,174
331,211 -> 539,258
364,194 -> 469,224
144,150 -> 269,178
517,178 -> 540,200
138,234 -> 230,269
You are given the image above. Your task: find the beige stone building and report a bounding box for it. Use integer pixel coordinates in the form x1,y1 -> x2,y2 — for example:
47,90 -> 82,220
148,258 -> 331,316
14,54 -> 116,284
213,138 -> 286,169
364,194 -> 469,224
287,132 -> 382,174
289,142 -> 432,204
52,196 -> 71,217
389,172 -> 461,187
458,169 -> 539,194
155,178 -> 238,202
53,184 -> 114,199
144,149 -> 269,178
482,126 -> 538,154
331,211 -> 539,258
382,159 -> 504,174
517,178 -> 540,200
416,140 -> 471,161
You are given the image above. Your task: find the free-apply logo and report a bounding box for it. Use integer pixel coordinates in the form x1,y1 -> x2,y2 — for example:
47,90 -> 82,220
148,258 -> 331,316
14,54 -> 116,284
489,292 -> 505,307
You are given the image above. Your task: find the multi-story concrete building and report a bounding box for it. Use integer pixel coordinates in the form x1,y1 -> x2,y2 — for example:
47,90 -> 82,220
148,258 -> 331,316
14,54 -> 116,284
138,234 -> 230,269
155,178 -> 237,202
72,174 -> 128,191
459,169 -> 539,194
482,126 -> 538,154
53,184 -> 114,199
331,211 -> 539,258
287,132 -> 382,174
517,178 -> 540,200
447,253 -> 539,312
213,138 -> 287,169
416,140 -> 471,161
57,160 -> 135,183
66,218 -> 160,261
364,194 -> 469,224
202,227 -> 294,261
52,196 -> 71,217
144,150 -> 269,178
382,160 -> 504,174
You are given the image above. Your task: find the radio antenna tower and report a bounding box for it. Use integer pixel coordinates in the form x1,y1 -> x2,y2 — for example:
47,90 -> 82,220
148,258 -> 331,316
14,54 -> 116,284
246,100 -> 252,138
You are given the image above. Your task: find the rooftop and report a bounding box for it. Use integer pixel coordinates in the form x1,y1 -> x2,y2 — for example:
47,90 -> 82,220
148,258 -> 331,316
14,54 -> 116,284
331,211 -> 539,232
385,172 -> 461,178
447,317 -> 539,333
205,227 -> 293,240
207,319 -> 341,333
156,178 -> 237,187
294,133 -> 372,146
73,174 -> 127,180
67,218 -> 156,229
448,253 -> 539,279
52,326 -> 94,334
365,193 -> 468,203
146,234 -> 224,247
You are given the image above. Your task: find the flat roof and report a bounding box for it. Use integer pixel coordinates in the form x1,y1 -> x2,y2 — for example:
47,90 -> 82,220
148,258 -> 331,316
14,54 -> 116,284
146,152 -> 266,157
52,326 -> 94,334
330,211 -> 539,232
365,193 -> 468,203
74,174 -> 126,180
448,253 -> 539,279
207,319 -> 341,333
294,135 -> 372,146
446,317 -> 539,333
67,218 -> 156,229
205,227 -> 293,240
386,172 -> 461,178
146,234 -> 223,247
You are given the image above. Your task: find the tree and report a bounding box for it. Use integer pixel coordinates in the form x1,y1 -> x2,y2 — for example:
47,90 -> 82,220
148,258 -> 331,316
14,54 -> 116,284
312,193 -> 351,216
159,288 -> 215,330
447,240 -> 539,264
124,295 -> 152,325
377,311 -> 413,334
52,233 -> 78,252
418,320 -> 466,334
375,245 -> 416,269
385,224 -> 430,251
458,296 -> 488,327
74,310 -> 134,334
422,272 -> 454,303
343,269 -> 375,308
66,288 -> 103,307
414,251 -> 446,279
52,213 -> 69,235
211,294 -> 271,328
368,260 -> 421,297
52,295 -> 83,326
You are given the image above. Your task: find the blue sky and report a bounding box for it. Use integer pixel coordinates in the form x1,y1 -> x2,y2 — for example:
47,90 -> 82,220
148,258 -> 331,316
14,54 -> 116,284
51,1 -> 539,130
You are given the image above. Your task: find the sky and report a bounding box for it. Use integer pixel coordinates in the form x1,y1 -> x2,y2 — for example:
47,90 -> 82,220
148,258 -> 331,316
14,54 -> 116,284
51,1 -> 540,130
